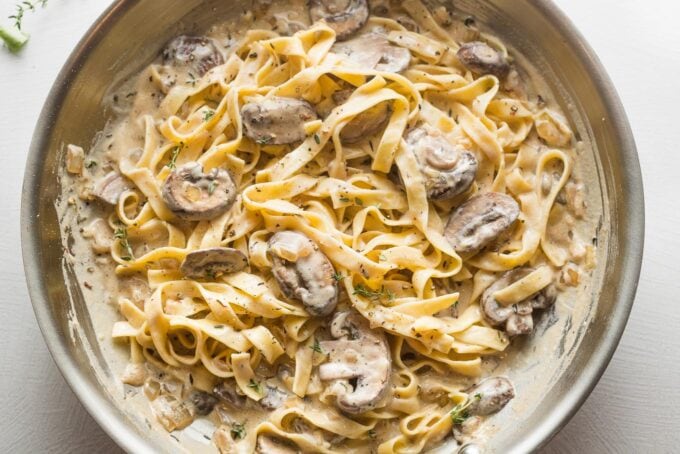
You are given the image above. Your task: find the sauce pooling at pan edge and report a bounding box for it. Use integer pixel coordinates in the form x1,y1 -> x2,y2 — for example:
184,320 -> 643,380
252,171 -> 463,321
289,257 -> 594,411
63,0 -> 597,452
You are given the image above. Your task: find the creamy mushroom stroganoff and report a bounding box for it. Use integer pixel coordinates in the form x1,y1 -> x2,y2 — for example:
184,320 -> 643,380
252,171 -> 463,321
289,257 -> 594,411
61,0 -> 598,452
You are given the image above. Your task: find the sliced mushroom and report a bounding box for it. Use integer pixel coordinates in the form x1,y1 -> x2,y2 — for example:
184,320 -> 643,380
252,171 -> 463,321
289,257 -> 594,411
332,89 -> 391,144
93,171 -> 133,205
189,390 -> 219,416
214,380 -> 247,409
259,385 -> 291,410
162,35 -> 225,76
465,376 -> 515,416
457,41 -> 510,79
162,162 -> 236,221
480,268 -> 556,336
309,0 -> 369,41
151,395 -> 195,431
444,192 -> 520,254
406,125 -> 478,201
242,97 -> 318,145
181,247 -> 248,279
256,435 -> 299,454
332,33 -> 411,73
268,231 -> 338,317
318,312 -> 391,414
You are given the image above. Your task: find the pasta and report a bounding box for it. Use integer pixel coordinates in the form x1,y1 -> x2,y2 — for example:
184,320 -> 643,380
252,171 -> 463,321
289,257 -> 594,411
67,0 -> 597,452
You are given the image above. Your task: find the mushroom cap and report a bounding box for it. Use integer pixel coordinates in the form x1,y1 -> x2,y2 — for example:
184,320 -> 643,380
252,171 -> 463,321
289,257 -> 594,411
332,89 -> 391,144
480,268 -> 556,336
268,231 -> 338,317
457,41 -> 510,79
93,171 -> 132,205
309,0 -> 369,41
318,312 -> 391,414
332,33 -> 411,73
162,35 -> 224,76
162,162 -> 237,221
242,97 -> 318,145
406,124 -> 478,200
444,192 -> 520,254
188,390 -> 219,416
465,376 -> 515,416
180,247 -> 248,279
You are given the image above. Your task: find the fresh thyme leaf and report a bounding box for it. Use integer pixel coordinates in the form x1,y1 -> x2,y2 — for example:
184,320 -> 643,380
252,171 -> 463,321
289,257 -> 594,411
230,422 -> 246,440
474,393 -> 483,400
114,226 -> 134,261
166,144 -> 183,169
256,136 -> 272,145
353,284 -> 394,302
247,379 -> 262,394
203,109 -> 215,122
8,0 -> 47,31
339,196 -> 351,203
84,160 -> 97,169
313,134 -> 320,144
332,272 -> 345,282
310,339 -> 323,354
450,399 -> 474,425
354,197 -> 363,206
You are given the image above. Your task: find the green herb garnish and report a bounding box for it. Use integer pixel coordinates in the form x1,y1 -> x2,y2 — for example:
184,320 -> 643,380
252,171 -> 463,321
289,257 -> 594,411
203,109 -> 215,122
114,226 -> 134,261
208,180 -> 218,195
313,134 -> 321,144
368,429 -> 376,438
332,272 -> 345,282
339,196 -> 350,203
256,136 -> 273,145
166,144 -> 183,169
353,284 -> 395,302
84,160 -> 97,169
247,379 -> 262,394
450,400 -> 472,425
310,339 -> 323,354
1,0 -> 48,53
230,422 -> 246,440
354,197 -> 364,206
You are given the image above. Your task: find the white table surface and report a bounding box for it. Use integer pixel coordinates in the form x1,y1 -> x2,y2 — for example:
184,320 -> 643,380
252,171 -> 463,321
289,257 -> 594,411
1,0 -> 678,452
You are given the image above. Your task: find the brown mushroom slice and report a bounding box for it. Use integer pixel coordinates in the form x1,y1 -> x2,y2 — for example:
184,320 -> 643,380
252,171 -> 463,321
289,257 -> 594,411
309,0 -> 369,41
259,385 -> 291,410
213,380 -> 248,409
162,35 -> 225,76
318,312 -> 391,414
188,390 -> 219,416
465,376 -> 515,416
151,395 -> 195,431
180,247 -> 248,279
333,33 -> 411,73
161,162 -> 236,221
457,41 -> 510,79
332,89 -> 391,144
406,125 -> 478,201
93,171 -> 133,205
444,192 -> 520,254
480,268 -> 556,336
268,231 -> 338,316
241,97 -> 318,145
256,435 -> 299,454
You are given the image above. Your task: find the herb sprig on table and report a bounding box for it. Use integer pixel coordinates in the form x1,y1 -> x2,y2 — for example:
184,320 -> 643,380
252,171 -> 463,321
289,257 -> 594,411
0,1 -> 49,53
